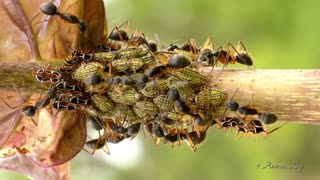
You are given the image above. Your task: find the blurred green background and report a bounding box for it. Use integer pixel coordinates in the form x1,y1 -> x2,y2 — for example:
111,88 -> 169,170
1,0 -> 319,179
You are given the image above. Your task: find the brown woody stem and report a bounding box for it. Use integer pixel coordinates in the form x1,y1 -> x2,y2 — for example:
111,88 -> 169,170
0,62 -> 61,93
1,63 -> 319,124
199,68 -> 320,125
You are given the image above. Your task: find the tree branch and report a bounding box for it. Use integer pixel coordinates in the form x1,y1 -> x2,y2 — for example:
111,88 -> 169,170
200,68 -> 320,125
0,62 -> 60,93
1,62 -> 319,124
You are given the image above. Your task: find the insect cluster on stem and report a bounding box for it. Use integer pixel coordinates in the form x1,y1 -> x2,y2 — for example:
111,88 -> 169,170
9,3 -> 285,155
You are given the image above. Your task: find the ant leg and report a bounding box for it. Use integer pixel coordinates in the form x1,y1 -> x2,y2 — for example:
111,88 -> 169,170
124,33 -> 134,49
122,21 -> 129,38
212,47 -> 224,68
190,40 -> 198,54
222,88 -> 240,116
237,41 -> 247,52
0,83 -> 29,109
182,39 -> 197,54
30,117 -> 38,126
227,43 -> 238,64
165,40 -> 180,51
100,131 -> 111,155
0,97 -> 19,109
129,29 -> 146,46
237,41 -> 256,69
202,36 -> 214,51
105,26 -> 116,42
185,131 -> 197,152
229,42 -> 254,68
213,49 -> 229,79
266,122 -> 288,136
82,135 -> 108,155
176,128 -> 182,146
111,21 -> 129,42
91,132 -> 105,155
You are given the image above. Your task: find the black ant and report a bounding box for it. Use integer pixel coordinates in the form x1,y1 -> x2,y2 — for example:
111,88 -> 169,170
162,128 -> 187,148
237,119 -> 287,138
161,39 -> 180,52
192,110 -> 216,137
194,114 -> 207,126
197,36 -> 215,59
258,112 -> 278,124
225,89 -> 240,112
217,88 -> 281,137
144,120 -> 165,146
85,130 -> 126,155
145,121 -> 165,137
106,133 -> 125,144
229,88 -> 292,125
84,114 -> 114,155
1,87 -> 53,126
238,105 -> 258,116
107,21 -> 129,42
256,101 -> 295,125
215,42 -> 253,67
105,119 -> 128,135
223,88 -> 258,116
198,40 -> 254,68
163,133 -> 178,144
126,122 -> 141,136
39,2 -> 86,33
85,136 -> 110,155
228,42 -> 254,66
182,129 -> 208,152
126,29 -> 158,53
86,138 -> 105,151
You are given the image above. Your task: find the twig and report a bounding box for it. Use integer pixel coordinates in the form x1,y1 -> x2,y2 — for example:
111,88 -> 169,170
0,62 -> 319,124
0,62 -> 61,93
200,68 -> 320,125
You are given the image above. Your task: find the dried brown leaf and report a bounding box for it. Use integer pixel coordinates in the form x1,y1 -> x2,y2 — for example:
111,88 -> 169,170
0,0 -> 107,179
0,154 -> 70,180
0,0 -> 106,61
0,92 -> 87,179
